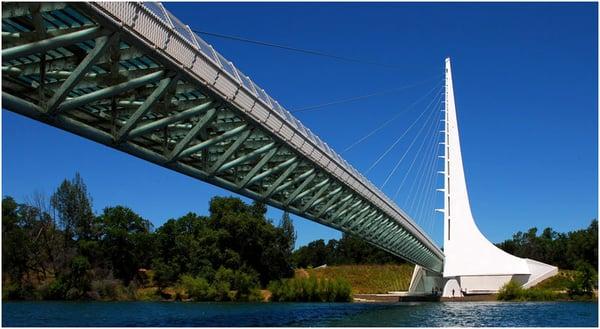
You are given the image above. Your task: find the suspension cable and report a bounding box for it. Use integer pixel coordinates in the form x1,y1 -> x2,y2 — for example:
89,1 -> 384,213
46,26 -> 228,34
398,102 -> 442,215
391,101 -> 442,200
365,84 -> 443,174
193,29 -> 410,70
414,104 -> 444,229
341,81 -> 442,154
409,103 -> 443,219
291,75 -> 441,113
381,91 -> 442,188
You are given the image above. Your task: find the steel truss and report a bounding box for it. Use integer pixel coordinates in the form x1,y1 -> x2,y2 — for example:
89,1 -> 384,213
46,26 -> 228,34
1,2 -> 443,272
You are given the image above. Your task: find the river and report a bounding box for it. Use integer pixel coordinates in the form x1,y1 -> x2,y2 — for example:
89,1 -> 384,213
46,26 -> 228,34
2,301 -> 597,327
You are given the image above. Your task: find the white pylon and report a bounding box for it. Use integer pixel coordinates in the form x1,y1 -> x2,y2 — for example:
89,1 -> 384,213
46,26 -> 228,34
438,58 -> 557,297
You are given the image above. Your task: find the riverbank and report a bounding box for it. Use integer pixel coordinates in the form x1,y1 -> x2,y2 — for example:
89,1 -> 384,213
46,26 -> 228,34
4,265 -> 596,303
314,266 -> 597,303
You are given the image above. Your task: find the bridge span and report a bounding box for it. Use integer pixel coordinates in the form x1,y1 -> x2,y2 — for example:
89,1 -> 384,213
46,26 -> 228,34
1,2 -> 443,272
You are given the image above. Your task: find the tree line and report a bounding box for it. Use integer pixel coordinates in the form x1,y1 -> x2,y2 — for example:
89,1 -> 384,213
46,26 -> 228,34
2,173 -> 296,301
2,172 -> 597,301
496,220 -> 597,270
291,234 -> 405,268
292,219 -> 598,272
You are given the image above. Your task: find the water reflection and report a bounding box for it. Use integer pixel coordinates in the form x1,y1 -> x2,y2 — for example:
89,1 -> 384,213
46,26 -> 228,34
2,301 -> 597,327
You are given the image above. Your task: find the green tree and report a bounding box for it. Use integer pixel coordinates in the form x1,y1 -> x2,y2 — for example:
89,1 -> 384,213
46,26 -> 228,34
50,173 -> 95,241
2,197 -> 29,284
293,239 -> 329,268
496,219 -> 598,270
98,206 -> 154,283
153,213 -> 220,285
292,233 -> 403,268
64,255 -> 91,299
568,261 -> 598,297
208,197 -> 293,285
279,212 -> 296,257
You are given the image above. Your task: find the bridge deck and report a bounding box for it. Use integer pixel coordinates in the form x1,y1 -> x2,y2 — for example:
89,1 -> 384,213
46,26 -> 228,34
1,2 -> 443,272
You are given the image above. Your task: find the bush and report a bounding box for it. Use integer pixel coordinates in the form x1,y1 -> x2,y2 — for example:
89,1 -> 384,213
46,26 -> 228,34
4,282 -> 37,300
40,279 -> 67,300
497,280 -> 523,300
568,261 -> 597,297
497,280 -> 560,301
134,287 -> 160,301
134,269 -> 155,288
90,279 -> 126,300
3,282 -> 19,300
180,275 -> 213,301
212,280 -> 231,301
65,287 -> 84,300
177,268 -> 262,302
268,277 -> 352,302
152,260 -> 177,288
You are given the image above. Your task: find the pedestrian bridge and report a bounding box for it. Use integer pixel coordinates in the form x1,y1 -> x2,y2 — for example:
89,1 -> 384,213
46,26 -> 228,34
2,2 -> 443,272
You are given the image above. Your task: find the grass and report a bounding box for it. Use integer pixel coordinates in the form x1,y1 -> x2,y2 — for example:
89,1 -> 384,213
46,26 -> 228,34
497,280 -> 561,301
498,269 -> 597,301
300,264 -> 415,294
534,270 -> 578,291
134,287 -> 160,301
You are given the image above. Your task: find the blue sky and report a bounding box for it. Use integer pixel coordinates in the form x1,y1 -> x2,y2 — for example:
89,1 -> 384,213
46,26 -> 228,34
2,2 -> 597,248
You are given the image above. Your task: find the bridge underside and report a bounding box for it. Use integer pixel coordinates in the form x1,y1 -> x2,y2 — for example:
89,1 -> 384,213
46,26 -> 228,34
1,2 -> 443,272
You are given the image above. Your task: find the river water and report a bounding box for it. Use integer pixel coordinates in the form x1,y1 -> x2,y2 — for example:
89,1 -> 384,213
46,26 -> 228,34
2,301 -> 597,327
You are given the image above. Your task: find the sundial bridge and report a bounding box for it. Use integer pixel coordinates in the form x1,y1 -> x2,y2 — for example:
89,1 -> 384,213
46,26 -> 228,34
1,2 -> 557,296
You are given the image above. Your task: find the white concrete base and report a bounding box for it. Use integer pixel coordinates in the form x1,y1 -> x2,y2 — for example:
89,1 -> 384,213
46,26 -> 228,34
442,277 -> 463,297
440,259 -> 558,297
522,258 -> 559,288
408,265 -> 444,295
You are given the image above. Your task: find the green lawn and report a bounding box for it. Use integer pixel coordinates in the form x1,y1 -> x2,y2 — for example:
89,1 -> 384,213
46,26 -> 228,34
533,270 -> 578,291
299,264 -> 415,294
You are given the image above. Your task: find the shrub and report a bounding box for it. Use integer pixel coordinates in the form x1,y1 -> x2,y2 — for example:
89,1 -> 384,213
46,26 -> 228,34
212,280 -> 231,301
135,269 -> 155,288
331,278 -> 352,302
4,282 -> 37,300
211,267 -> 261,301
152,260 -> 177,288
90,279 -> 126,300
40,279 -> 67,300
246,288 -> 263,302
180,275 -> 213,301
3,282 -> 19,300
497,280 -> 523,300
268,277 -> 352,302
64,256 -> 92,299
568,261 -> 597,297
134,287 -> 160,301
497,280 -> 560,301
65,287 -> 84,300
230,270 -> 260,301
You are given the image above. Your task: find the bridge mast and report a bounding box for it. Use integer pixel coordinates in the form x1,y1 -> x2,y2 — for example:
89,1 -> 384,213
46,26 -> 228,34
411,58 -> 557,297
443,59 -> 450,250
439,58 -> 557,297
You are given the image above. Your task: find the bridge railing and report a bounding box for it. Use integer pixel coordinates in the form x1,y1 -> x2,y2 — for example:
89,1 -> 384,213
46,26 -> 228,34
111,1 -> 443,267
1,1 -> 444,271
129,2 -> 435,246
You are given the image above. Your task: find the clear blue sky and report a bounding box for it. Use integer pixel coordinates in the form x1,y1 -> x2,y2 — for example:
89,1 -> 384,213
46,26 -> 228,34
2,2 -> 597,248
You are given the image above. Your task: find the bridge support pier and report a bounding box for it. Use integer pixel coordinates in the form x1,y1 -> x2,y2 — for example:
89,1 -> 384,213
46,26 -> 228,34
408,265 -> 443,296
